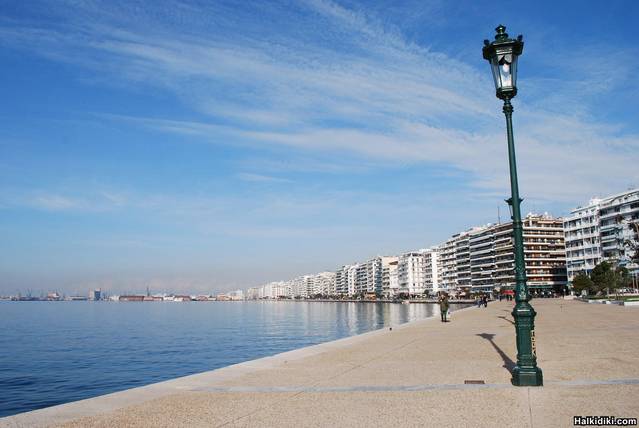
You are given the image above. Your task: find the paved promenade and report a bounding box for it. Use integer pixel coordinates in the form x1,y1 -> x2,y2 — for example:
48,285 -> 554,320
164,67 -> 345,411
3,299 -> 639,427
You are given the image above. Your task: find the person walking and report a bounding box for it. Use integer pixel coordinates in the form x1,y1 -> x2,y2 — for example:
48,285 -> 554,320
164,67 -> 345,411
439,294 -> 450,322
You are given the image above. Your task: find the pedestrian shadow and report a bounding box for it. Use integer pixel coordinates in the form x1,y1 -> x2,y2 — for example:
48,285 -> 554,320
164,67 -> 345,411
498,315 -> 515,325
476,333 -> 516,372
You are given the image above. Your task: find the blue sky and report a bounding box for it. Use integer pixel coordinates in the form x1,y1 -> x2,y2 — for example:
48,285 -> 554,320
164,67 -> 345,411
1,0 -> 638,295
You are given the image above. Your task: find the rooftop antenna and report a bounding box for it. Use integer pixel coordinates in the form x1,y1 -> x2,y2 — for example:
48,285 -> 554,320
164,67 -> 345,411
497,205 -> 501,224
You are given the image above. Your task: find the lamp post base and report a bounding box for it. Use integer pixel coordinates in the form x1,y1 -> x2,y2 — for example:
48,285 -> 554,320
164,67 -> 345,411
511,302 -> 543,386
512,365 -> 543,386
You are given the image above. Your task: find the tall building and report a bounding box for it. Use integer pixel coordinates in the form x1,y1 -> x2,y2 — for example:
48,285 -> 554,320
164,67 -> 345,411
397,249 -> 439,296
564,189 -> 639,281
355,264 -> 368,296
422,249 -> 439,294
364,257 -> 383,296
469,226 -> 496,293
246,287 -> 260,300
435,215 -> 567,295
436,236 -> 459,291
599,190 -> 639,274
498,214 -> 568,293
381,256 -> 399,298
335,265 -> 353,295
311,271 -> 336,296
455,231 -> 474,291
347,265 -> 358,296
564,200 -> 603,281
398,251 -> 424,296
290,275 -> 312,298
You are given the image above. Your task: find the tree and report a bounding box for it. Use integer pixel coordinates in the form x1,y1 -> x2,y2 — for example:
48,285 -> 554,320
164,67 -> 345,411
590,261 -> 632,296
572,272 -> 594,296
616,266 -> 632,291
625,221 -> 639,264
591,261 -> 613,295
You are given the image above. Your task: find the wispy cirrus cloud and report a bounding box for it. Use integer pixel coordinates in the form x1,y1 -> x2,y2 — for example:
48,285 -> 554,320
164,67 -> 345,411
0,190 -> 126,213
236,173 -> 292,183
2,0 -> 634,206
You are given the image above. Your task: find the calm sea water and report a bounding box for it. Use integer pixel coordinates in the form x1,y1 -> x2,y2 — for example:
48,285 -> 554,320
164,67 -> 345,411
0,301 -> 468,417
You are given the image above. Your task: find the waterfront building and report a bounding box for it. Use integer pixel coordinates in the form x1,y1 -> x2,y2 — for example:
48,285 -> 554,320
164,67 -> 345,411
422,249 -> 439,294
290,276 -> 311,299
564,200 -> 604,281
381,256 -> 399,298
347,264 -> 358,296
273,281 -> 289,298
335,265 -> 353,296
436,236 -> 458,292
92,288 -> 102,301
311,272 -> 336,296
455,232 -> 473,292
261,282 -> 273,299
246,287 -> 260,300
354,264 -> 368,296
366,257 -> 383,297
493,214 -> 567,294
228,290 -> 245,301
469,225 -> 497,293
397,250 -> 427,297
353,257 -> 385,297
564,189 -> 639,281
433,215 -> 566,295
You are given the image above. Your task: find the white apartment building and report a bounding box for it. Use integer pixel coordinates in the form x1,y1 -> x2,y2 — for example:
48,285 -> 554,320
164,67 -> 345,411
564,189 -> 639,281
398,251 -> 424,296
455,233 -> 473,290
355,264 -> 368,296
334,266 -> 348,295
228,289 -> 244,301
423,249 -> 439,294
272,281 -> 289,299
365,257 -> 383,296
311,271 -> 336,296
599,190 -> 639,274
381,256 -> 399,298
246,287 -> 259,300
347,265 -> 358,296
397,249 -> 439,296
469,225 -> 496,293
564,201 -> 603,281
436,236 -> 458,291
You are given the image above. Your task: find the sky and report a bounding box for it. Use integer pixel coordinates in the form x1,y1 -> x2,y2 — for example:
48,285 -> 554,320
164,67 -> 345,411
1,0 -> 638,295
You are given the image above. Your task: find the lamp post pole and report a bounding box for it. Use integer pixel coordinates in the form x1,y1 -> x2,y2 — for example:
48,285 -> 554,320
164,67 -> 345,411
483,25 -> 543,387
503,96 -> 543,386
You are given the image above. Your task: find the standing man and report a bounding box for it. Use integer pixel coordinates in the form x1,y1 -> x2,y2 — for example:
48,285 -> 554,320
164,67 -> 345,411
439,293 -> 450,322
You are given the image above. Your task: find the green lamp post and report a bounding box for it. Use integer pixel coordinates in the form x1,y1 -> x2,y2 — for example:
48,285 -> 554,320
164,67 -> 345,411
482,25 -> 543,387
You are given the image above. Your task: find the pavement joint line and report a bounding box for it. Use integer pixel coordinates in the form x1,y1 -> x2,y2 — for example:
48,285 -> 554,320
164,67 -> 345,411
527,387 -> 534,428
191,378 -> 639,394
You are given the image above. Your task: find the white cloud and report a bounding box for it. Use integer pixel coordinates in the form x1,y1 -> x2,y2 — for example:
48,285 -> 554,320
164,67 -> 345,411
2,1 -> 624,207
236,173 -> 292,183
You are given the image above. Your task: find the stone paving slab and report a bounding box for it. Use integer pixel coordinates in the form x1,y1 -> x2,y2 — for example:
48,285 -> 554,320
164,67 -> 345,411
3,299 -> 639,427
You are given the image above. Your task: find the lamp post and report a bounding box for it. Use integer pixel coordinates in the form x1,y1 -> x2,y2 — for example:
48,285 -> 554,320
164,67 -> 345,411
482,25 -> 543,387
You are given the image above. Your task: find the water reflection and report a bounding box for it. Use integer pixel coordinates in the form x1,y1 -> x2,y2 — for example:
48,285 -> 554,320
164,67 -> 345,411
0,301 -> 467,417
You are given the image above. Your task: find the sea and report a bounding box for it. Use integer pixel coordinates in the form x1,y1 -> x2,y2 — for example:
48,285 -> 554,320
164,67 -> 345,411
0,300 -> 469,417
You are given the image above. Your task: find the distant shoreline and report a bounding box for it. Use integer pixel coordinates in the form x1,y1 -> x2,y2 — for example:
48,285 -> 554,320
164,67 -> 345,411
0,298 -> 478,304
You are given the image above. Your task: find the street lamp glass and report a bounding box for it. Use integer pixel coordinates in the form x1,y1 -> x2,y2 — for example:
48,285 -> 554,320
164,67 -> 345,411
489,51 -> 518,93
483,25 -> 523,99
